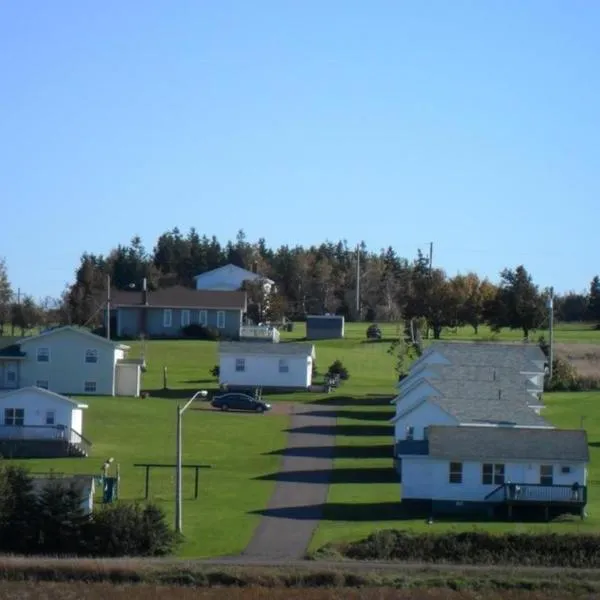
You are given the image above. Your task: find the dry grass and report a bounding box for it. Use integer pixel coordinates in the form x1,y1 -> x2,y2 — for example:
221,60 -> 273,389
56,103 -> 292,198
555,343 -> 600,377
0,582 -> 592,600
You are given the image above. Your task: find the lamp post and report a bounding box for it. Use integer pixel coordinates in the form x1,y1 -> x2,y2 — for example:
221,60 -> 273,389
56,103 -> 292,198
175,390 -> 207,534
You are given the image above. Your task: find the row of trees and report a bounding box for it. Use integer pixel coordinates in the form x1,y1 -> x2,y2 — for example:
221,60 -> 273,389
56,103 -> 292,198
1,229 -> 599,338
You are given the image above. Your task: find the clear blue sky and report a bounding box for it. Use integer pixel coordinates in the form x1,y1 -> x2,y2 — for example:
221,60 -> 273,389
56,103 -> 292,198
1,1 -> 599,299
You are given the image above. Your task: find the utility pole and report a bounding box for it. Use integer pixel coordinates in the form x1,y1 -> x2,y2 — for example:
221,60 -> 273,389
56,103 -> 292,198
175,390 -> 208,534
548,287 -> 554,383
429,242 -> 433,273
106,275 -> 111,340
355,244 -> 360,319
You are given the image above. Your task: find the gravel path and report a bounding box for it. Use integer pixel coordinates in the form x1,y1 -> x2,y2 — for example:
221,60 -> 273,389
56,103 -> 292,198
240,403 -> 336,560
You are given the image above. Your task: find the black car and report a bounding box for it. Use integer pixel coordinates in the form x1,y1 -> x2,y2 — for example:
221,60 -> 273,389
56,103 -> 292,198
211,393 -> 272,413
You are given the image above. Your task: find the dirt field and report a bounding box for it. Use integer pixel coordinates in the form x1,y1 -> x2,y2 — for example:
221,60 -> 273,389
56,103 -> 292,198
555,343 -> 600,377
0,582 -> 590,600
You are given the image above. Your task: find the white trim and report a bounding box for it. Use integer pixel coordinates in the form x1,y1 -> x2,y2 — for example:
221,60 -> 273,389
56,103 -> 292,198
163,309 -> 173,328
36,347 -> 50,363
199,310 -> 208,326
216,310 -> 226,329
181,309 -> 191,327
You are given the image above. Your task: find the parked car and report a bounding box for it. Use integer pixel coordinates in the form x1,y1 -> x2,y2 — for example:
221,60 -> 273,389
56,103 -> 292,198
211,393 -> 272,413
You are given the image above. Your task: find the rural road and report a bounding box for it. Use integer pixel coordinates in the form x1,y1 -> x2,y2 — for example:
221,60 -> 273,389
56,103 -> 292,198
240,403 -> 336,560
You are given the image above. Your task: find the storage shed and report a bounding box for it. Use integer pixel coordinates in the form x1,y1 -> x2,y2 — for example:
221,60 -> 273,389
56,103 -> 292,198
306,315 -> 345,340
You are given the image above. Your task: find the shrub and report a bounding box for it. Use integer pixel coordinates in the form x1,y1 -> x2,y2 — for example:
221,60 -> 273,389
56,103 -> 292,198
327,359 -> 349,381
181,324 -> 220,340
210,364 -> 220,378
366,324 -> 382,340
332,529 -> 600,568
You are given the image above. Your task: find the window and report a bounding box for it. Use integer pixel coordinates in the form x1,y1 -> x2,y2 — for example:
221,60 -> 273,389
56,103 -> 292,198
278,359 -> 289,373
163,309 -> 173,328
561,466 -> 571,474
449,462 -> 463,484
85,349 -> 98,364
482,463 -> 505,485
235,358 -> 245,372
217,310 -> 226,329
4,408 -> 24,426
84,381 -> 97,393
540,465 -> 554,486
181,310 -> 191,327
405,426 -> 415,441
6,370 -> 16,383
199,310 -> 207,326
45,411 -> 55,425
36,380 -> 49,390
37,347 -> 50,363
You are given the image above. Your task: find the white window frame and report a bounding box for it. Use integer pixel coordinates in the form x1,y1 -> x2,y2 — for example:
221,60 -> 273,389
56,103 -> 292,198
5,408 -> 24,426
199,310 -> 208,326
163,309 -> 173,328
85,349 -> 98,364
235,358 -> 246,372
181,309 -> 191,327
45,410 -> 55,426
216,310 -> 226,329
278,358 -> 289,373
84,380 -> 97,393
37,347 -> 50,363
36,380 -> 49,390
482,463 -> 505,485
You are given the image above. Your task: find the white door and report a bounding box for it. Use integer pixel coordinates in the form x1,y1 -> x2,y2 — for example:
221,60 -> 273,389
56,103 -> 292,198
4,363 -> 17,388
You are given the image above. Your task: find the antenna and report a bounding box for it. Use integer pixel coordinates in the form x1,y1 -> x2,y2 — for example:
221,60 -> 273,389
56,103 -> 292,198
547,288 -> 554,384
106,275 -> 111,340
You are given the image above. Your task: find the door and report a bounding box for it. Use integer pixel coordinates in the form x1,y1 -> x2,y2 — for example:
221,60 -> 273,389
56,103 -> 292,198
3,362 -> 18,388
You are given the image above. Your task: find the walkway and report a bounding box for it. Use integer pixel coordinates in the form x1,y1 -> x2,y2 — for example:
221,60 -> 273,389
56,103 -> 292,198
240,403 -> 336,560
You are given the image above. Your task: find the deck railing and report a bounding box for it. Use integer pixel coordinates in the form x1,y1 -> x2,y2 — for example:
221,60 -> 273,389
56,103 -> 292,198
486,482 -> 587,504
239,326 -> 280,343
0,424 -> 92,455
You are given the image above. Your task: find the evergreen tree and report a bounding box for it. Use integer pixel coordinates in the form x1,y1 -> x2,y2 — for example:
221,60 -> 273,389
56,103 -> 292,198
588,276 -> 600,323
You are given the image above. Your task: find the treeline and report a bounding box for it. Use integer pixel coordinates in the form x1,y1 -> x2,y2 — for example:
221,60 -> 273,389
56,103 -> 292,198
1,229 -> 599,338
0,464 -> 177,557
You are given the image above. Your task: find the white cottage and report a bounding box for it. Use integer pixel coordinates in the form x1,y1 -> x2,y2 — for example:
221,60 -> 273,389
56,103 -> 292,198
399,425 -> 588,518
0,386 -> 90,457
218,341 -> 315,389
194,263 -> 275,293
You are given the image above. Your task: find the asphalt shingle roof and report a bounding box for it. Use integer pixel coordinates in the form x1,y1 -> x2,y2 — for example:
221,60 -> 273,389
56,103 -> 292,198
424,379 -> 541,405
109,286 -> 247,310
416,364 -> 543,387
428,425 -> 589,462
219,341 -> 315,357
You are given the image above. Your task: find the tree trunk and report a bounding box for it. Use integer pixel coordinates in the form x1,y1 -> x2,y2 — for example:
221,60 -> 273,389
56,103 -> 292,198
472,324 -> 479,335
522,327 -> 529,340
432,324 -> 443,339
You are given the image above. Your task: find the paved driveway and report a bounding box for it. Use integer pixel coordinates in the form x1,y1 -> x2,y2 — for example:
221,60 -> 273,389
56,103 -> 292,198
241,403 -> 336,560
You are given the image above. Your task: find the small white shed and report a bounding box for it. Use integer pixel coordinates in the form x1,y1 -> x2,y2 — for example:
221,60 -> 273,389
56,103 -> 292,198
218,341 -> 316,389
0,386 -> 88,444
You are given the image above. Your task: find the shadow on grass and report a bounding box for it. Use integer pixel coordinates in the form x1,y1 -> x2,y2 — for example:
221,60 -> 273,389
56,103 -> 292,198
183,379 -> 217,385
254,467 -> 397,484
250,502 -> 408,521
304,409 -> 394,422
143,388 -> 215,400
266,444 -> 392,459
360,338 -> 399,345
311,395 -> 393,407
286,424 -> 392,436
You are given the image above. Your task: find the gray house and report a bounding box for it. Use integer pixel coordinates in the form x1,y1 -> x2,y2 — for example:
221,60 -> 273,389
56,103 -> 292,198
106,286 -> 247,339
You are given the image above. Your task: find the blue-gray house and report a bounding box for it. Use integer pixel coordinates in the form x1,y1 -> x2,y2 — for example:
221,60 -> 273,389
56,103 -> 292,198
106,286 -> 247,339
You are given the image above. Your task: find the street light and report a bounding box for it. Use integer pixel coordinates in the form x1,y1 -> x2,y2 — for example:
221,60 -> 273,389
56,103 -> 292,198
175,390 -> 207,534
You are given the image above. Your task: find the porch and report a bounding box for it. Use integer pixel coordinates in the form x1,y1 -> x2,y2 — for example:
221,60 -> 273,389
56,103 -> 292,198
0,424 -> 92,458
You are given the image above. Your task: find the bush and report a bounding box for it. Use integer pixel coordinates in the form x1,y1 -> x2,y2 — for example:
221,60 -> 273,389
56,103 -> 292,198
210,364 -> 220,378
327,359 -> 350,381
181,324 -> 220,340
366,324 -> 382,340
331,529 -> 600,568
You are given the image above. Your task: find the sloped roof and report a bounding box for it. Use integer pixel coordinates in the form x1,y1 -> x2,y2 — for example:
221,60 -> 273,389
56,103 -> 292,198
17,326 -> 129,350
428,425 -> 589,462
0,387 -> 88,409
109,286 -> 247,310
193,264 -> 274,284
219,341 -> 315,358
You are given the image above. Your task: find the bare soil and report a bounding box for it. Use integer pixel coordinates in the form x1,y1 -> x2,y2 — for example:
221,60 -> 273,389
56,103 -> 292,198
0,582 -> 587,600
555,343 -> 600,378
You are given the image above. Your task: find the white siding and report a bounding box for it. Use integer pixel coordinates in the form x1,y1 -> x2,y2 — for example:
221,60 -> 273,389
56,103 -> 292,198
395,381 -> 441,415
219,353 -> 311,388
0,389 -> 75,440
402,456 -> 587,501
19,329 -> 118,396
393,401 -> 457,441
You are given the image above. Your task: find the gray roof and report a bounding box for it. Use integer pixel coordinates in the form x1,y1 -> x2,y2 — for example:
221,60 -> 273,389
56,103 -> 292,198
425,395 -> 549,427
417,364 -> 543,387
428,425 -> 589,462
425,342 -> 546,371
219,341 -> 315,357
424,379 -> 542,406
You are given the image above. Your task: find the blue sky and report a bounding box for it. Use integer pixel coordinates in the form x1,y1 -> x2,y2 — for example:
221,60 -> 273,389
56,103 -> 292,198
1,1 -> 599,299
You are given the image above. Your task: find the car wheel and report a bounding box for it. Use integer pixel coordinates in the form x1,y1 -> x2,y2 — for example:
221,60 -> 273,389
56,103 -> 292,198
256,405 -> 264,413
221,404 -> 229,411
